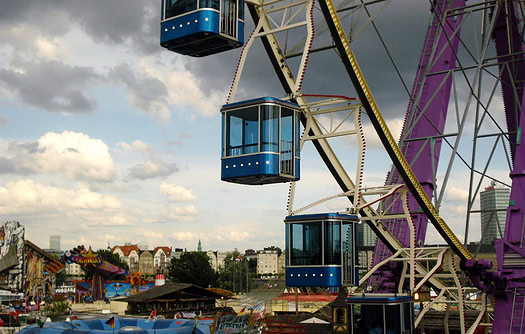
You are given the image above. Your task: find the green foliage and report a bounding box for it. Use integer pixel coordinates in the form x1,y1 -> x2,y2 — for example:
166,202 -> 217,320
167,252 -> 217,288
222,249 -> 242,268
41,301 -> 70,318
215,250 -> 252,293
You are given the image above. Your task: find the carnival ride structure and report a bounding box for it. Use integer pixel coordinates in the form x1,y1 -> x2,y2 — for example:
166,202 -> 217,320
163,0 -> 525,332
62,246 -> 130,301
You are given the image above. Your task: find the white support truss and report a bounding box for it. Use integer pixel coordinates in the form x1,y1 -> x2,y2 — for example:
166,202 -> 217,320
228,2 -> 491,332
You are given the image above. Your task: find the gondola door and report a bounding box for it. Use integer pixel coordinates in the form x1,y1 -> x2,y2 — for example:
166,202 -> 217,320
221,0 -> 237,38
279,107 -> 295,177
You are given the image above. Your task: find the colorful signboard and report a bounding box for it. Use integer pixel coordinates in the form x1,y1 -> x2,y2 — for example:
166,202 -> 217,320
74,280 -> 155,302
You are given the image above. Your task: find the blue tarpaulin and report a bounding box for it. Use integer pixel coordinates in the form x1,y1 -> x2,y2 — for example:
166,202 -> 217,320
18,318 -> 213,334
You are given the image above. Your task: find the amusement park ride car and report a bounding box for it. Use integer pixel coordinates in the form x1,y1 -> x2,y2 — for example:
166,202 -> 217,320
161,0 -> 525,332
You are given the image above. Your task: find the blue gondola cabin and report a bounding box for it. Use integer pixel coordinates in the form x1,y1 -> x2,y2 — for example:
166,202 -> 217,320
285,213 -> 359,287
160,0 -> 244,57
348,294 -> 415,334
221,97 -> 301,185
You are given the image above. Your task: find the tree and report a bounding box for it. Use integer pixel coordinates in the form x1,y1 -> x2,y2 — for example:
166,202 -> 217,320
215,250 -> 253,293
167,252 -> 217,288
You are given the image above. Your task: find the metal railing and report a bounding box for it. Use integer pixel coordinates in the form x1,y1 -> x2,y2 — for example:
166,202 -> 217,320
221,0 -> 237,37
280,140 -> 293,176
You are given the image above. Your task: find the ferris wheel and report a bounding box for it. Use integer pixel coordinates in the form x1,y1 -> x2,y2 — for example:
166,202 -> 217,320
160,0 -> 525,332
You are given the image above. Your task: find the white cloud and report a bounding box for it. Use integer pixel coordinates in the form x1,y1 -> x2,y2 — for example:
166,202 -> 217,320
110,63 -> 171,122
361,117 -> 404,150
4,131 -> 116,182
0,179 -> 121,215
94,216 -> 131,226
117,140 -> 155,156
446,187 -> 469,202
160,183 -> 196,202
172,231 -> 199,241
35,36 -> 67,60
142,57 -> 225,118
126,161 -> 178,180
164,205 -> 198,220
213,231 -> 251,242
134,229 -> 167,245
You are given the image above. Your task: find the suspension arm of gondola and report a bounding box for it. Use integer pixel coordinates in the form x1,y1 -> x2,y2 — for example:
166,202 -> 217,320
285,45 -> 336,59
316,0 -> 474,263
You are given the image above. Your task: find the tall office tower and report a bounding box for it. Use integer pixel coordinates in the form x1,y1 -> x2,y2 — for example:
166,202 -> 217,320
49,234 -> 61,251
358,223 -> 376,247
480,182 -> 511,243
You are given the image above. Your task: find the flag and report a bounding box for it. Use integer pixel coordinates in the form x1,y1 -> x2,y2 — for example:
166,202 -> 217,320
254,303 -> 266,320
253,301 -> 263,311
8,306 -> 17,320
192,317 -> 198,334
148,310 -> 157,321
237,306 -> 246,315
174,312 -> 182,319
105,316 -> 115,328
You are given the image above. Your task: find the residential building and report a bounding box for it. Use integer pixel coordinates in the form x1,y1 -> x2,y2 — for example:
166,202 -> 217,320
217,251 -> 228,270
207,250 -> 229,272
278,252 -> 285,274
154,247 -> 172,274
65,262 -> 83,277
244,249 -> 257,261
112,245 -> 140,272
49,235 -> 61,251
257,247 -> 281,276
139,250 -> 155,276
172,248 -> 184,259
207,251 -> 217,271
480,182 -> 511,243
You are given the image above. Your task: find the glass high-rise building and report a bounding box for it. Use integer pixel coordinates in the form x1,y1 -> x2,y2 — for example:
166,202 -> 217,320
358,223 -> 376,247
480,182 -> 510,243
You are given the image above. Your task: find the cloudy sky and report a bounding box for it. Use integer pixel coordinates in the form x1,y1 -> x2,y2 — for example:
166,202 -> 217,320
0,0 -> 501,253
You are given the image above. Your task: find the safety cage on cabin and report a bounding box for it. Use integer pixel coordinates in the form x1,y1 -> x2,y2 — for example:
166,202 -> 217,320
221,97 -> 301,185
160,0 -> 244,56
285,213 -> 359,287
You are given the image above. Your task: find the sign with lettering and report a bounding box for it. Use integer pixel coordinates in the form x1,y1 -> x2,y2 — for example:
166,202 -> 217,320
78,248 -> 102,265
213,314 -> 261,334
